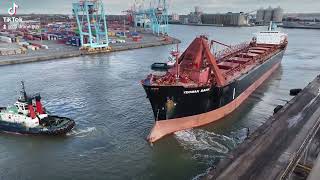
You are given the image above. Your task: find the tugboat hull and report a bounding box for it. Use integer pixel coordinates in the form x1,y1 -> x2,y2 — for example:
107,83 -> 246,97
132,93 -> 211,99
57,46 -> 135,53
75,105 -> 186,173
0,116 -> 75,136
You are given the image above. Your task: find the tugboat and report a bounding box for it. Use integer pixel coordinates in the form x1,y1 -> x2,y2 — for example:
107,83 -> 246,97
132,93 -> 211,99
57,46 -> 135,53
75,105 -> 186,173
151,45 -> 180,71
0,82 -> 75,135
151,62 -> 169,71
142,22 -> 288,143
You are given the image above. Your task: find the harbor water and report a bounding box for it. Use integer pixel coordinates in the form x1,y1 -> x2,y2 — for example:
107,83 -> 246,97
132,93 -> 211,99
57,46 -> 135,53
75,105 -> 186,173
0,25 -> 320,180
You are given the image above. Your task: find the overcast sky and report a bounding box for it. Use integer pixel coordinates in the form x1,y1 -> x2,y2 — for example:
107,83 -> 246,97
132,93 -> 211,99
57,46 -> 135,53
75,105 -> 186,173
0,0 -> 319,15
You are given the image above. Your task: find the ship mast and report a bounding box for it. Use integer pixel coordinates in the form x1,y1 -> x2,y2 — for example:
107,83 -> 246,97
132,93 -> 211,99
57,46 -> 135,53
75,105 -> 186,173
173,44 -> 180,81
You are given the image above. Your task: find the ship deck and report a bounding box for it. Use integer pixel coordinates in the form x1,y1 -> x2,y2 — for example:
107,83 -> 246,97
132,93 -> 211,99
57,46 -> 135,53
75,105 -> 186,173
146,41 -> 284,88
218,44 -> 282,83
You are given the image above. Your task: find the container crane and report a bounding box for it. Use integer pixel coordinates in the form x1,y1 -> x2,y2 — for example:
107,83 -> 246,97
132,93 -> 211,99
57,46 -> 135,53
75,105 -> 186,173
147,0 -> 169,36
72,0 -> 110,52
132,0 -> 169,36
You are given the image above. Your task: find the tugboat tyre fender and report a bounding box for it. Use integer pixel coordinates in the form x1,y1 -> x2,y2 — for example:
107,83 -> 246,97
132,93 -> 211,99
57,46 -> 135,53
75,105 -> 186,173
274,105 -> 283,114
290,89 -> 302,96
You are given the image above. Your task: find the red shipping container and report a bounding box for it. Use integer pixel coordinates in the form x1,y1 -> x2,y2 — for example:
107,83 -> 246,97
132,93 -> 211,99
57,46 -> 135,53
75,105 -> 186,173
30,43 -> 41,48
26,35 -> 33,40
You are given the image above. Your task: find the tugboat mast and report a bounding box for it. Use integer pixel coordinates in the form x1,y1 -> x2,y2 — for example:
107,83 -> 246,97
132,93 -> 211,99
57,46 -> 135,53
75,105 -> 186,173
20,81 -> 28,102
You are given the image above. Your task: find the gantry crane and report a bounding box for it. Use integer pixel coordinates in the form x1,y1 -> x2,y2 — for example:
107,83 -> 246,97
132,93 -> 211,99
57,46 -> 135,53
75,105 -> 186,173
147,0 -> 169,36
132,0 -> 169,36
72,0 -> 110,52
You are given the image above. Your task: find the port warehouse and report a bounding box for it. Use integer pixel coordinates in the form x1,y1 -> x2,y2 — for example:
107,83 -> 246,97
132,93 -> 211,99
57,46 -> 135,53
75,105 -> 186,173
168,13 -> 248,26
169,6 -> 284,26
169,13 -> 249,26
201,13 -> 248,26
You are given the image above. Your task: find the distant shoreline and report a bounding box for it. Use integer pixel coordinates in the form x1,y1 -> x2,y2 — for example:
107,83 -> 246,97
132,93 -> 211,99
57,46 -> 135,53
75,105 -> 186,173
169,22 -> 254,27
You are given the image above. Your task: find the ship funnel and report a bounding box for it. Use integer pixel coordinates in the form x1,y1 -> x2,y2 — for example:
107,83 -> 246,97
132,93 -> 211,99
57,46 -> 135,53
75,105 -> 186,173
35,95 -> 44,114
28,98 -> 36,119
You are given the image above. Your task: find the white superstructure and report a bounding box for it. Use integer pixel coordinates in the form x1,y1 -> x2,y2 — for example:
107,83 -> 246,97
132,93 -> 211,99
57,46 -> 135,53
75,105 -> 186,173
0,82 -> 48,128
254,22 -> 288,45
0,100 -> 48,128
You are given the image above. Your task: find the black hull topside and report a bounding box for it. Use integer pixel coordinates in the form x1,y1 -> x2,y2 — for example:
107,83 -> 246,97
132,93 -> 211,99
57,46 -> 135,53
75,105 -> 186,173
143,49 -> 285,121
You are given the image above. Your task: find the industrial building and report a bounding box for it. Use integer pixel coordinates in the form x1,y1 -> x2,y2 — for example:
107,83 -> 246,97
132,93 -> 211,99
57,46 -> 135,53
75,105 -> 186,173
107,15 -> 127,22
170,14 -> 180,22
256,6 -> 284,25
184,6 -> 203,24
201,12 -> 249,26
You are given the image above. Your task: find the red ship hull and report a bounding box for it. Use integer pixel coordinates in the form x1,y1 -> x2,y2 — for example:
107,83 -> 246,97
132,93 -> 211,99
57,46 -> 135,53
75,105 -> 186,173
142,35 -> 288,143
148,61 -> 281,142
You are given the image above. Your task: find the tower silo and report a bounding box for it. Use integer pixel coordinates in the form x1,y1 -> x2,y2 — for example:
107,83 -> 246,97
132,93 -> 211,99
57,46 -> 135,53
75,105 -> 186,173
256,8 -> 265,24
195,6 -> 200,13
263,6 -> 273,24
272,6 -> 284,22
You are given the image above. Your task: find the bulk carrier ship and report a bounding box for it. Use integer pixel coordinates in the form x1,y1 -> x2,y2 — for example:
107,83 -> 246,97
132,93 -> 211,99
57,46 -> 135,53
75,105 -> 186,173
142,24 -> 288,143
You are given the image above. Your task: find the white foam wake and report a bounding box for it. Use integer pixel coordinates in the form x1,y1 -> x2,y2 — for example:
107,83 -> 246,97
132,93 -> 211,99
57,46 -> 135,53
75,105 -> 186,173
174,129 -> 236,154
175,129 -> 237,179
67,127 -> 96,138
191,167 -> 212,180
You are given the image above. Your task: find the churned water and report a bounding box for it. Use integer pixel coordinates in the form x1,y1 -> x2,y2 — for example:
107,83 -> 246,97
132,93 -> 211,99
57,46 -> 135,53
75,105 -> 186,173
0,25 -> 320,180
